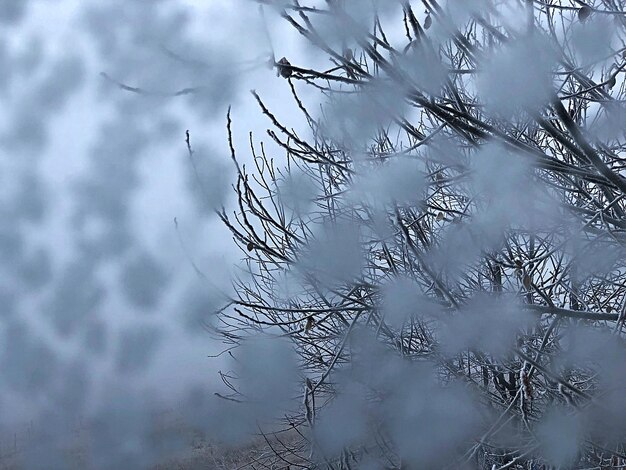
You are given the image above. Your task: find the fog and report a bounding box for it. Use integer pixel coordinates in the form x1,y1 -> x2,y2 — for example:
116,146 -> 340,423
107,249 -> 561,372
5,1 -> 626,469
0,1 -> 286,466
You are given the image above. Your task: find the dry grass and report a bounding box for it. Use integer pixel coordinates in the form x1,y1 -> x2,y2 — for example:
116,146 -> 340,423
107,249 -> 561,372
0,408 -> 305,469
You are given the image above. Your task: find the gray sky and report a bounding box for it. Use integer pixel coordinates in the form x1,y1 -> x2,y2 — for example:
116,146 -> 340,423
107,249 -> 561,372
0,0 -> 307,437
6,1 -> 626,469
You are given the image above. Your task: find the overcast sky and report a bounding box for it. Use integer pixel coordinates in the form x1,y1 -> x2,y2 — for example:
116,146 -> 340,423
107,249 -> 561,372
8,1 -> 626,469
0,0 -> 309,445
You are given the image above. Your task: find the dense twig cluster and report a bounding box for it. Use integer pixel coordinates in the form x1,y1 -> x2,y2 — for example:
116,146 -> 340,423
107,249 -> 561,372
214,1 -> 626,468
